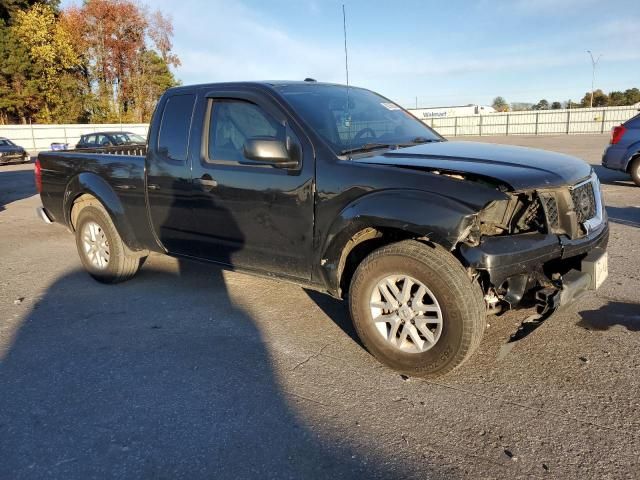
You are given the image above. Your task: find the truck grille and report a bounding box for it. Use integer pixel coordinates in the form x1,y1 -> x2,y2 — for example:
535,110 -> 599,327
570,181 -> 597,224
538,193 -> 559,229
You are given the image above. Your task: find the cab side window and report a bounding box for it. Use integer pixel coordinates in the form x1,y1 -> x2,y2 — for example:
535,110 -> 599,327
96,135 -> 109,146
207,100 -> 285,163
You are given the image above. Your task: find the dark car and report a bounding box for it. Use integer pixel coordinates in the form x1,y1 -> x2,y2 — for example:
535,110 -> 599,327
75,131 -> 146,149
602,112 -> 640,185
35,81 -> 608,377
0,137 -> 30,164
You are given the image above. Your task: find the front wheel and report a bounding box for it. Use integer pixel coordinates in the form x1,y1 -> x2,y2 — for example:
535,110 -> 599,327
74,202 -> 144,283
349,240 -> 486,378
631,157 -> 640,187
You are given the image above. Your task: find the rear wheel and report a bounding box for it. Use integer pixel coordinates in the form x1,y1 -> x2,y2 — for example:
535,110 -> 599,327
348,240 -> 486,378
74,202 -> 144,283
631,157 -> 640,187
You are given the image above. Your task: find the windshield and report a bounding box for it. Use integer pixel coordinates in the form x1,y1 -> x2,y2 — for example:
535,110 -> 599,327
111,133 -> 146,145
276,84 -> 442,155
0,139 -> 15,147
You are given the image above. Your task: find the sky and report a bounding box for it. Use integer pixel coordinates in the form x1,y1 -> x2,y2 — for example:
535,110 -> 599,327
62,0 -> 640,108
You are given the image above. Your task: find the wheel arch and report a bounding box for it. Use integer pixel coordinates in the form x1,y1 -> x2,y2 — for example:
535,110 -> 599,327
626,150 -> 640,173
622,139 -> 640,172
63,172 -> 143,251
318,189 -> 479,298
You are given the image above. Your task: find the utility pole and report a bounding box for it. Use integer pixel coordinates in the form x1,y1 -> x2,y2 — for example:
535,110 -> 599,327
587,50 -> 602,108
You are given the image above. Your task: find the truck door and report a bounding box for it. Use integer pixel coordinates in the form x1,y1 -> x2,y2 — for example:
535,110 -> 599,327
145,92 -> 201,256
189,90 -> 315,280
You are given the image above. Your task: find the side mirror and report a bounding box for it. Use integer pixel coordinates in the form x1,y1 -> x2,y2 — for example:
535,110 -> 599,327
243,138 -> 298,169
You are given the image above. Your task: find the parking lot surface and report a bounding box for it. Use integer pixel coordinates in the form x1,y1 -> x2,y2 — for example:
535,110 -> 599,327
1,135 -> 639,479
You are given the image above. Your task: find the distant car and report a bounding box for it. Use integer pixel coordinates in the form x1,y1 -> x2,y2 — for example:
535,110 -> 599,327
602,113 -> 640,186
75,131 -> 146,149
0,137 -> 30,164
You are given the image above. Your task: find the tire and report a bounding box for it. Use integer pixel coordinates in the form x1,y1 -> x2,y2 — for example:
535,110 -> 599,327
631,157 -> 640,187
74,202 -> 143,283
348,240 -> 486,378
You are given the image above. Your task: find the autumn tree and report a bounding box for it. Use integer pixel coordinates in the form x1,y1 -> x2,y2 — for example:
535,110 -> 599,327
62,0 -> 178,123
9,3 -> 81,122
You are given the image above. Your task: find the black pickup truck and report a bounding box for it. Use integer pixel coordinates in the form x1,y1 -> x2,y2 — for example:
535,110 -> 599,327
36,81 -> 609,377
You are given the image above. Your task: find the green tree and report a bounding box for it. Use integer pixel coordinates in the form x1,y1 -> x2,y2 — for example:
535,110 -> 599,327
607,91 -> 626,106
127,50 -> 179,122
532,99 -> 549,110
551,101 -> 562,109
492,96 -> 509,112
0,0 -> 59,23
581,89 -> 608,107
624,88 -> 640,105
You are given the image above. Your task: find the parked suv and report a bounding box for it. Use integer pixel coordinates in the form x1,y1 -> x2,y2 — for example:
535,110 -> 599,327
76,131 -> 146,149
602,113 -> 640,185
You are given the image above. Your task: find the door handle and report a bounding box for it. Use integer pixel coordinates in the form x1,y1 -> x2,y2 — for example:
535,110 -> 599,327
194,175 -> 218,191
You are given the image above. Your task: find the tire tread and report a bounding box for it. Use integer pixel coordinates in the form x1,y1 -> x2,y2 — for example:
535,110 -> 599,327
349,239 -> 486,377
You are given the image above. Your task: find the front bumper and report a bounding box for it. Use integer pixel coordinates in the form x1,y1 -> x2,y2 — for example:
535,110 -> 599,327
459,220 -> 609,287
459,218 -> 609,311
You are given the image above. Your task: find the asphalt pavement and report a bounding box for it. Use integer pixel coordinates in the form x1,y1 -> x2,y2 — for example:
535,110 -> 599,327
0,135 -> 639,479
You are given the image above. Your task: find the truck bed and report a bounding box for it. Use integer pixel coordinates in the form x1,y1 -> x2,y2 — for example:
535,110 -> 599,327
37,145 -> 151,248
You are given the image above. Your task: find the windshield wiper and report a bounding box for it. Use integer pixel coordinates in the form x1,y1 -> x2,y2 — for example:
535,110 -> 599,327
398,137 -> 441,147
339,143 -> 396,156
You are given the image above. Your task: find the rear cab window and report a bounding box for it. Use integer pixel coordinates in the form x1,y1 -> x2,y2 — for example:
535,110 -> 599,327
158,94 -> 196,162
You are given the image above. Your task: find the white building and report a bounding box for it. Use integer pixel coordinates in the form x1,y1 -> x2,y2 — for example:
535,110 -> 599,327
407,104 -> 496,120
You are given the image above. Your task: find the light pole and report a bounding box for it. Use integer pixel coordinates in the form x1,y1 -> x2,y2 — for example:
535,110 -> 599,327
587,50 -> 602,108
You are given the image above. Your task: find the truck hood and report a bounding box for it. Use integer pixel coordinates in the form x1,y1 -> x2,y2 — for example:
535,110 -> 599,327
353,141 -> 592,190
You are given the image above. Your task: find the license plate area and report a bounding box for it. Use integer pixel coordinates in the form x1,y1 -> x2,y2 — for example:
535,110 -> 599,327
582,249 -> 608,290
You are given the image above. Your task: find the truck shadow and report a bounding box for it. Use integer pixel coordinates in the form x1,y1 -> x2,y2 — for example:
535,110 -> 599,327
0,172 -> 413,479
577,301 -> 640,332
0,261 -> 404,479
304,289 -> 364,349
0,167 -> 36,212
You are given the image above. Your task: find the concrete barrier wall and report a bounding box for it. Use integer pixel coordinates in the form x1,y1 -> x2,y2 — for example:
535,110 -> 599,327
0,123 -> 149,154
412,106 -> 638,137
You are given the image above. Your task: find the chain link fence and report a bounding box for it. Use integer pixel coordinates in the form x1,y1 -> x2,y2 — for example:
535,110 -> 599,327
412,106 -> 638,137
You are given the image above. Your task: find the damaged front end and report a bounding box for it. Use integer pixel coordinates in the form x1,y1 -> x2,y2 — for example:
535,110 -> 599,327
457,172 -> 608,318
